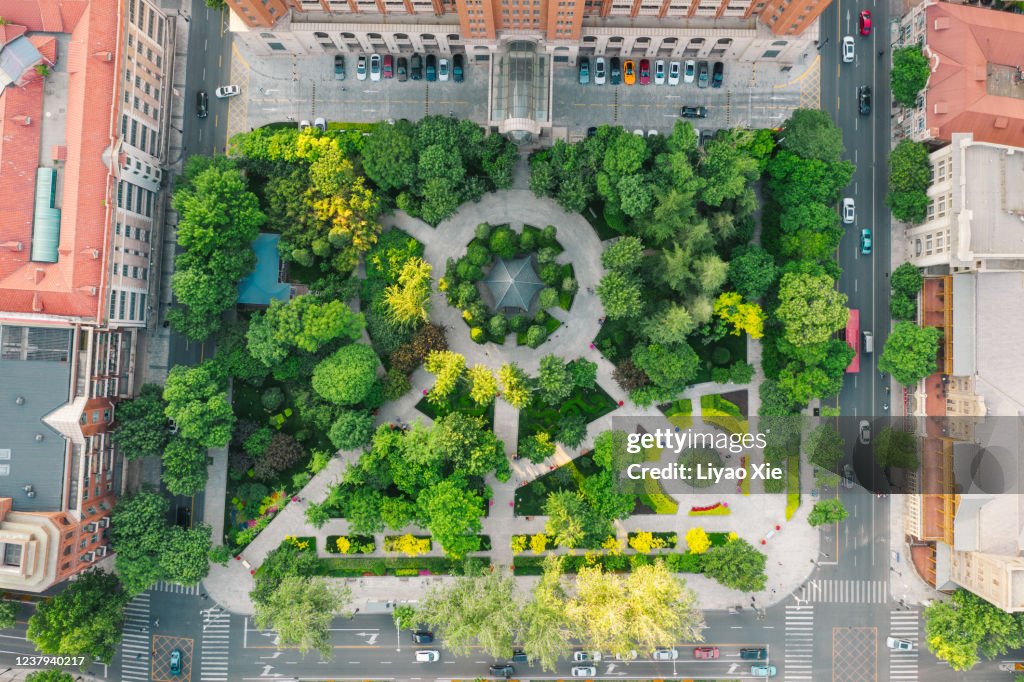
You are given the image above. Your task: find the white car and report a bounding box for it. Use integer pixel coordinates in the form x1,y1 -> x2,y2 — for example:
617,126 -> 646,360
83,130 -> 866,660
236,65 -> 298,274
683,59 -> 696,83
647,129 -> 658,137
843,36 -> 856,63
858,419 -> 871,445
886,637 -> 913,651
652,648 -> 679,660
654,59 -> 666,85
572,666 -> 597,677
632,129 -> 645,136
214,84 -> 240,98
415,649 -> 440,662
594,56 -> 607,85
439,58 -> 450,81
313,117 -> 327,132
356,55 -> 367,81
842,198 -> 855,224
369,53 -> 382,81
573,650 -> 602,662
668,61 -> 680,85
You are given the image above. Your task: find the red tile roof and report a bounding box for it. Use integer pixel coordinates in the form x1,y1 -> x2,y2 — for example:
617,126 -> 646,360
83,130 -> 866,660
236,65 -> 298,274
925,2 -> 1024,146
0,25 -> 28,48
0,0 -> 120,322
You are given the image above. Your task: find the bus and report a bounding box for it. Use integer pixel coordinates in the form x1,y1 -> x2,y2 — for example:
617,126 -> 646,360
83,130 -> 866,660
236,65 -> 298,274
845,308 -> 860,373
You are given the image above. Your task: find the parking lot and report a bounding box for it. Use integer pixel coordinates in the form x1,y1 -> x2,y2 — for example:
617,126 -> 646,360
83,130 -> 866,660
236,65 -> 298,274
228,45 -> 819,140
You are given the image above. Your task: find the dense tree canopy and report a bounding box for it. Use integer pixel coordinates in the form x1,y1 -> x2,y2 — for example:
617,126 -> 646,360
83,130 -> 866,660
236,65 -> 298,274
807,499 -> 849,526
112,384 -> 169,459
776,273 -> 849,348
887,140 -> 931,223
254,576 -> 351,658
879,322 -> 941,385
892,46 -> 931,108
780,109 -> 845,163
26,570 -> 127,664
247,295 -> 365,367
311,343 -> 380,405
925,589 -> 1024,671
701,537 -> 767,592
163,361 -> 235,448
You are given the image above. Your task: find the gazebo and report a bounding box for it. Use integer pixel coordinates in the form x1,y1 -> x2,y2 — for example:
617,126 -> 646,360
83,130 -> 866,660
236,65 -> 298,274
483,257 -> 544,312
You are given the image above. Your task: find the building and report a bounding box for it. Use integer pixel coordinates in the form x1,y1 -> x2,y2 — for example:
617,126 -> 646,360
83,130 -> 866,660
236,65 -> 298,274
0,0 -> 176,592
904,133 -> 1024,274
896,1 -> 1024,147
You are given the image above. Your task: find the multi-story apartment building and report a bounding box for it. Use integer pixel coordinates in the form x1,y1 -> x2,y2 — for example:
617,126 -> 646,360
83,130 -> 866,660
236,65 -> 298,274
895,1 -> 1024,147
0,0 -> 175,592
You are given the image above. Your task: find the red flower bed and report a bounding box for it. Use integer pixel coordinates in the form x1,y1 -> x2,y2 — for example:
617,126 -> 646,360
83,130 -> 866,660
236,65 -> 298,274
690,502 -> 722,513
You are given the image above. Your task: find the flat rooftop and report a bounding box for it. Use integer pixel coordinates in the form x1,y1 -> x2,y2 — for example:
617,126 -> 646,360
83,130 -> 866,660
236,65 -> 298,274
960,141 -> 1024,257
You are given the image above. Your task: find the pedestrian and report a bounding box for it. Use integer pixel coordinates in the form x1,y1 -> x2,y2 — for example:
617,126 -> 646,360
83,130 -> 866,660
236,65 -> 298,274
155,618 -> 160,628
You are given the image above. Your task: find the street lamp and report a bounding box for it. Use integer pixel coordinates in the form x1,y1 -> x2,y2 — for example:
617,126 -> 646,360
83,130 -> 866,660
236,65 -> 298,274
815,37 -> 829,51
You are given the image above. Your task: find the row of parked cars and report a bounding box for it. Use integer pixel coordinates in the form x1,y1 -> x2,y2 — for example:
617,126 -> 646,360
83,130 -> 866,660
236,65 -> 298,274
333,53 -> 467,83
578,57 -> 724,87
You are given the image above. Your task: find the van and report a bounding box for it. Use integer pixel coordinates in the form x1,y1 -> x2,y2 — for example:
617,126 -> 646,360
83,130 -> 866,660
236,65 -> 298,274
863,330 -> 874,354
740,647 -> 767,660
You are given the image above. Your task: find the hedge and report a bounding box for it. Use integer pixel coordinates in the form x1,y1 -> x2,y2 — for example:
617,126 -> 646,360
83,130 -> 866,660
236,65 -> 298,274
319,556 -> 490,577
512,552 -> 704,576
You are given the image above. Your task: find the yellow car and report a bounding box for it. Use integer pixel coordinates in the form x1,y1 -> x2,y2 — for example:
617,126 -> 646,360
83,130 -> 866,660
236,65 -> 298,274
623,60 -> 636,85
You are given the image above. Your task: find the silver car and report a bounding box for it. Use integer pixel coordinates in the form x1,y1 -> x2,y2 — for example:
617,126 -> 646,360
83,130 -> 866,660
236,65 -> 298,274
369,53 -> 382,81
652,648 -> 679,660
594,57 -> 607,85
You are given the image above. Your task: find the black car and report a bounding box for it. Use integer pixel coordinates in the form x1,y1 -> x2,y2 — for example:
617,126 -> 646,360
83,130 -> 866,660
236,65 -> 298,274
740,647 -> 767,660
586,126 -> 598,137
680,105 -> 708,118
488,663 -> 515,677
700,129 -> 714,147
175,505 -> 191,528
425,54 -> 437,82
334,54 -> 345,80
697,60 -> 709,88
609,57 -> 622,85
397,56 -> 408,82
453,53 -> 465,82
712,61 -> 723,88
410,53 -> 423,80
858,85 -> 872,115
412,630 -> 434,644
196,90 -> 208,118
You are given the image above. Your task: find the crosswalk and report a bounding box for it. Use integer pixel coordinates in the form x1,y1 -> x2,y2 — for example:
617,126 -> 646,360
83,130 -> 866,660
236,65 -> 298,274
120,593 -> 152,682
797,579 -> 888,604
200,607 -> 232,681
888,609 -> 920,681
153,580 -> 201,595
784,604 -> 814,681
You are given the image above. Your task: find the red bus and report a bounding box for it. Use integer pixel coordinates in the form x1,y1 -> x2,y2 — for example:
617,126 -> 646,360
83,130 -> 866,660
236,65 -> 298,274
845,308 -> 860,373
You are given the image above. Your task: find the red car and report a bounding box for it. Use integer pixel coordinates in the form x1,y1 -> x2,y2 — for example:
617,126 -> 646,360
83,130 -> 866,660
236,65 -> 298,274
639,59 -> 651,85
859,10 -> 872,36
383,54 -> 394,78
694,646 -> 719,659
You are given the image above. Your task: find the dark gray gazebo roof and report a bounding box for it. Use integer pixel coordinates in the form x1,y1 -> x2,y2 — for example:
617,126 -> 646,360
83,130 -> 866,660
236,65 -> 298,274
483,257 -> 544,311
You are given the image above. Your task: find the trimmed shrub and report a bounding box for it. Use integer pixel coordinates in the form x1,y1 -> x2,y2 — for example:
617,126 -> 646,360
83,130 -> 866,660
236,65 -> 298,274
475,222 -> 492,240
539,287 -> 559,309
261,387 -> 285,412
470,327 -> 487,343
488,315 -> 508,338
525,325 -> 547,348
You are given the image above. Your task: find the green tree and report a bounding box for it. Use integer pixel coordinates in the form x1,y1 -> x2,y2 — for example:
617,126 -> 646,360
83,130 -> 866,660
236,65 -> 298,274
698,136 -> 761,207
26,570 -> 127,664
632,342 -> 699,393
879,322 -> 941,386
520,556 -> 573,671
925,589 -> 1024,671
601,236 -> 645,272
247,296 -> 365,366
776,273 -> 849,348
25,671 -> 74,682
163,362 -> 235,448
112,384 -> 169,459
874,426 -> 920,469
597,270 -> 645,320
701,537 -> 767,592
417,477 -> 484,558
384,257 -> 433,328
886,140 -> 931,223
727,244 -> 778,301
805,424 -> 844,470
807,499 -> 849,526
891,262 -> 923,299
424,350 -> 466,403
162,436 -> 209,496
536,355 -> 573,406
361,119 -> 418,192
329,410 -> 375,450
0,600 -> 16,629
892,45 -> 931,108
254,576 -> 352,658
780,108 -> 845,162
467,364 -> 498,406
393,604 -> 417,631
312,343 -> 380,405
159,524 -> 215,586
498,362 -> 532,409
427,413 -> 505,479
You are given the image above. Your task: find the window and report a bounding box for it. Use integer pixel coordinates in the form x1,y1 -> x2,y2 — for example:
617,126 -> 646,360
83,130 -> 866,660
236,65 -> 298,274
130,119 -> 137,146
3,544 -> 22,567
109,291 -> 117,318
139,294 -> 147,318
119,292 -> 127,318
92,410 -> 100,424
117,181 -> 124,207
129,292 -> 137,321
0,464 -> 8,477
268,42 -> 286,51
132,266 -> 139,278
122,264 -> 129,276
158,18 -> 163,44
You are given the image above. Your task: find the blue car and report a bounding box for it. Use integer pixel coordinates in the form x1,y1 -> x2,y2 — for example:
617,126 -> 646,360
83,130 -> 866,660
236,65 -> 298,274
860,228 -> 873,255
170,649 -> 183,676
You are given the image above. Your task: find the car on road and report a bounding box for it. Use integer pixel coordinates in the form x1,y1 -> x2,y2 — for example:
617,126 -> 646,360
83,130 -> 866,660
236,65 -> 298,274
610,57 -> 622,85
668,61 -> 680,85
694,646 -> 719,659
215,84 -> 239,98
843,463 -> 855,488
356,55 -> 367,80
697,60 -> 709,88
886,637 -> 913,651
684,59 -> 696,83
488,663 -> 515,677
195,90 -> 208,118
594,57 -> 606,84
453,53 -> 464,82
647,129 -> 658,137
438,57 -> 450,81
410,53 -> 422,80
578,57 -> 590,84
383,54 -> 394,78
298,119 -> 311,130
858,420 -> 871,444
412,630 -> 434,643
571,666 -> 597,677
169,649 -> 183,676
680,105 -> 708,118
860,228 -> 873,255
652,648 -> 679,660
334,54 -> 345,80
751,665 -> 778,677
415,649 -> 440,662
632,128 -> 645,136
397,56 -> 408,81
313,117 -> 327,131
370,53 -> 382,81
573,651 -> 601,662
858,85 -> 872,115
740,647 -> 767,660
639,59 -> 651,84
426,54 -> 437,81
712,61 -> 724,88
859,9 -> 872,35
624,60 -> 636,85
843,35 -> 855,63
654,59 -> 666,84
842,198 -> 855,224
511,648 -> 529,662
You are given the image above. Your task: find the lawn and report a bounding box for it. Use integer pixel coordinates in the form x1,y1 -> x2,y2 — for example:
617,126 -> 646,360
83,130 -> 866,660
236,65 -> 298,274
415,385 -> 495,429
517,383 -> 618,443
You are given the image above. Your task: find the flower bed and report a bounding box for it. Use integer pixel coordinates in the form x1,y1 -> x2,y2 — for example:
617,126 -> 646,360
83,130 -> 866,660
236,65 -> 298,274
627,531 -> 678,552
384,534 -> 433,556
688,502 -> 732,516
326,535 -> 377,554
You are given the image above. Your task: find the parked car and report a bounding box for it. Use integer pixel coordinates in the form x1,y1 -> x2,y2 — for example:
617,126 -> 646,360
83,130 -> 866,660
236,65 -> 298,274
298,120 -> 311,130
712,61 -> 724,88
694,646 -> 720,659
586,126 -> 598,137
697,60 -> 709,88
415,649 -> 440,662
859,9 -> 872,35
740,648 -> 767,660
411,630 -> 434,644
860,228 -> 873,255
751,665 -> 778,677
195,90 -> 208,118
647,129 -> 658,137
313,117 -> 327,132
632,129 -> 645,136
578,57 -> 590,84
383,54 -> 393,79
169,649 -> 183,676
680,105 -> 708,118
370,53 -> 382,81
356,55 -> 368,80
334,54 -> 345,80
488,663 -> 515,677
425,54 -> 437,81
654,59 -> 666,84
684,59 -> 695,83
639,59 -> 651,84
214,84 -> 240,99
571,666 -> 597,677
511,648 -> 529,662
594,56 -> 606,84
573,651 -> 601,662
843,36 -> 855,63
858,85 -> 872,115
610,56 -> 622,85
410,53 -> 423,80
842,197 -> 855,224
652,648 -> 679,660
438,57 -> 450,81
668,61 -> 680,85
397,56 -> 408,81
886,637 -> 913,651
453,53 -> 464,82
701,129 -> 714,147
624,60 -> 636,85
